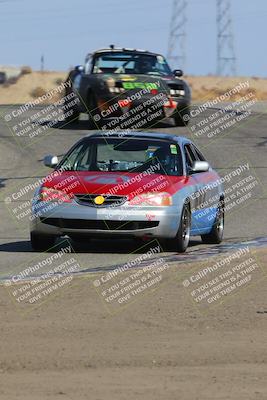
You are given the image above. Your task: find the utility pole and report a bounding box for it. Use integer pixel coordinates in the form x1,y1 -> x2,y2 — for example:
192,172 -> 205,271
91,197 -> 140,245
217,0 -> 236,76
167,0 -> 188,70
41,55 -> 44,72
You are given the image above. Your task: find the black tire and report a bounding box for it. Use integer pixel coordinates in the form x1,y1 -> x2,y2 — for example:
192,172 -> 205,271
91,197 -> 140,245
201,201 -> 224,244
64,110 -> 80,123
168,203 -> 191,253
63,75 -> 80,123
88,116 -> 99,130
30,232 -> 56,251
174,108 -> 190,126
87,92 -> 102,130
63,94 -> 80,123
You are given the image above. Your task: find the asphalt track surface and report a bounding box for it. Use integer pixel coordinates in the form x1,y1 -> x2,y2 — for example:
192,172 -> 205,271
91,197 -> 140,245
0,103 -> 266,280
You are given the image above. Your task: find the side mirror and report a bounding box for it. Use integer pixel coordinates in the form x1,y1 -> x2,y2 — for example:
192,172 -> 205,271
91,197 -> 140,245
75,65 -> 84,73
191,161 -> 210,173
43,155 -> 59,168
173,69 -> 183,77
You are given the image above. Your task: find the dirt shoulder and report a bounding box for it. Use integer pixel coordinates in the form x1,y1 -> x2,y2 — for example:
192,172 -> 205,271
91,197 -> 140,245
0,247 -> 267,399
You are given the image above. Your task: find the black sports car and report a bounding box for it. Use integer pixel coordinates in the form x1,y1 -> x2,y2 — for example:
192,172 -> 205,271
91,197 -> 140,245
64,46 -> 191,129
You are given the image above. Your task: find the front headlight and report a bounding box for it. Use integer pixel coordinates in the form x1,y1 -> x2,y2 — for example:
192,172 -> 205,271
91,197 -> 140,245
170,89 -> 185,96
39,187 -> 73,203
109,87 -> 125,93
129,192 -> 172,207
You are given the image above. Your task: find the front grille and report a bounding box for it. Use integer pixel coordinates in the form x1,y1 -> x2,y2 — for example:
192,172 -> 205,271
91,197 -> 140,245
168,83 -> 184,90
75,193 -> 127,207
40,218 -> 159,231
168,83 -> 185,97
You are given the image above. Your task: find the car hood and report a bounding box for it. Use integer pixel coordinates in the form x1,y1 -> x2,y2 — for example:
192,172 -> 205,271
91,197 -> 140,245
43,170 -> 188,199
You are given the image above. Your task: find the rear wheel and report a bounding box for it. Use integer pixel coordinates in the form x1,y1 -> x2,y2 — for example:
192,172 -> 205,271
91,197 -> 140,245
201,201 -> 224,244
168,203 -> 191,253
30,232 -> 56,251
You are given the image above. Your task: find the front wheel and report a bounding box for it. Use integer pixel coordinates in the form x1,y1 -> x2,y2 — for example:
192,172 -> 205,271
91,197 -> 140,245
64,109 -> 80,124
174,108 -> 190,127
63,90 -> 80,123
168,203 -> 191,253
63,104 -> 80,123
87,92 -> 103,130
30,232 -> 56,251
201,201 -> 224,244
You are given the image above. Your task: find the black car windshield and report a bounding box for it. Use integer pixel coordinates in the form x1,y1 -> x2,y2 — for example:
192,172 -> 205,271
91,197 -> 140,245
59,138 -> 183,176
92,52 -> 172,76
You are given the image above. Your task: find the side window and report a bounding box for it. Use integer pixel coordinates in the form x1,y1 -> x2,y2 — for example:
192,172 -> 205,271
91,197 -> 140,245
192,144 -> 206,161
77,146 -> 92,170
73,74 -> 82,91
85,55 -> 93,74
184,144 -> 197,169
61,143 -> 84,169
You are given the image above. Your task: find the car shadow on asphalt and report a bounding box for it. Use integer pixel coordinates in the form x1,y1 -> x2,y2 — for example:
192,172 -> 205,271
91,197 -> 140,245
0,237 -> 201,254
34,118 -> 174,131
0,178 -> 7,188
34,119 -> 90,131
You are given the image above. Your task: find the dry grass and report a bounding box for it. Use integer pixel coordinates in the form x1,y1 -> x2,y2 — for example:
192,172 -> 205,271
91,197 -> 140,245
20,65 -> 33,75
30,86 -> 47,98
0,71 -> 67,104
186,75 -> 267,101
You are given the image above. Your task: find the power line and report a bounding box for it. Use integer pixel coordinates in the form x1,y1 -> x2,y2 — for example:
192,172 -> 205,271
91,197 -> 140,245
167,0 -> 188,70
217,0 -> 237,76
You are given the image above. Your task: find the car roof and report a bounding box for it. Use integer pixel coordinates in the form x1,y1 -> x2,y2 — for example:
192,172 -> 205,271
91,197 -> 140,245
87,47 -> 163,58
85,131 -> 191,145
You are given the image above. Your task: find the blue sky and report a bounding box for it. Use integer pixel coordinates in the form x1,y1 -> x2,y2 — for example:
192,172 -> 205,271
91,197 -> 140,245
0,0 -> 266,76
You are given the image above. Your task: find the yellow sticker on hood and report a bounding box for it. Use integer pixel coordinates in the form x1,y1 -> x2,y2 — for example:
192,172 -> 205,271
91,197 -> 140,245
120,75 -> 137,81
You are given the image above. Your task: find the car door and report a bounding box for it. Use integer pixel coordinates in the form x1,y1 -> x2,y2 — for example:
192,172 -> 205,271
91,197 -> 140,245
184,143 -> 220,234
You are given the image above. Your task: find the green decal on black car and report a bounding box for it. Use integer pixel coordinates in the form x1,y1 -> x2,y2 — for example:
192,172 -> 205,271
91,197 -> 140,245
122,82 -> 159,90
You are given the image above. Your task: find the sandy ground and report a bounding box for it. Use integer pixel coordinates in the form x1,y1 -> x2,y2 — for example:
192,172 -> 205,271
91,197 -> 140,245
0,71 -> 66,104
0,248 -> 266,400
1,69 -> 267,104
186,75 -> 267,101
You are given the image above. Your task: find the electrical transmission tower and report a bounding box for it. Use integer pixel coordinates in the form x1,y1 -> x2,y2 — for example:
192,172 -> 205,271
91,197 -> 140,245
167,0 -> 188,70
217,0 -> 236,76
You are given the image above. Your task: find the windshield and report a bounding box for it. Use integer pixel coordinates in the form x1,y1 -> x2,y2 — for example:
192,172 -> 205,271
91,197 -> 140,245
59,138 -> 183,176
92,52 -> 172,76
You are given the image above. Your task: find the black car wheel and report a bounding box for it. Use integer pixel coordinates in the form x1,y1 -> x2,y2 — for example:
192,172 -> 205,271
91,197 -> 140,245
168,203 -> 191,253
174,108 -> 190,126
63,93 -> 80,123
64,109 -> 80,123
201,201 -> 224,244
87,92 -> 103,130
